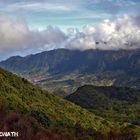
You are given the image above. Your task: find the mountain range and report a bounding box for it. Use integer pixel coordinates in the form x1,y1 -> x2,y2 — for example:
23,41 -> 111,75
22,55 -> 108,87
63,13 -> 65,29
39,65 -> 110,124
0,48 -> 140,96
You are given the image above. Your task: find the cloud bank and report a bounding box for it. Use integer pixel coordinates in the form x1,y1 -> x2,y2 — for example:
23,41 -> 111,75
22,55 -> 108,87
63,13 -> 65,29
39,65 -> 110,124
0,15 -> 66,53
65,14 -> 140,50
0,14 -> 140,59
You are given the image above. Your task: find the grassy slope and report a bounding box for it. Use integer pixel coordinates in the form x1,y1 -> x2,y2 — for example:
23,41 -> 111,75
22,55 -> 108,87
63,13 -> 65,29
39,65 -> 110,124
0,68 -> 140,139
0,68 -> 115,136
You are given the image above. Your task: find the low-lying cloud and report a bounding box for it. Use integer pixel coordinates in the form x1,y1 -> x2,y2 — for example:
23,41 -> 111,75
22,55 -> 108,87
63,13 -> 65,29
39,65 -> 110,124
99,14 -> 140,49
0,15 -> 66,53
0,14 -> 140,59
66,14 -> 140,50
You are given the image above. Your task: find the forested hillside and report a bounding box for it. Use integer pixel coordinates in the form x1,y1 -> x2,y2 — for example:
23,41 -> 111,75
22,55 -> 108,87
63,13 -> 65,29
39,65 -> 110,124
0,68 -> 140,139
66,85 -> 140,125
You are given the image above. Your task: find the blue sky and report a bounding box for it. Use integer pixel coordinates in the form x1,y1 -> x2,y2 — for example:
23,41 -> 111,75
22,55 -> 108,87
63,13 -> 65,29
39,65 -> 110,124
0,0 -> 140,60
0,0 -> 139,30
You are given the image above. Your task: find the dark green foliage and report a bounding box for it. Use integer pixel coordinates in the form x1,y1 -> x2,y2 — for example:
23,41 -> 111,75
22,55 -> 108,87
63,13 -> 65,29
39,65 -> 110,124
66,85 -> 140,125
31,111 -> 50,127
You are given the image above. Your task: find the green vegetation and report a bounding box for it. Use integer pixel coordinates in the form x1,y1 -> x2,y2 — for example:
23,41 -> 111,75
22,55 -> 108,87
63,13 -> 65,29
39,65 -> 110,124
66,85 -> 140,126
0,68 -> 140,139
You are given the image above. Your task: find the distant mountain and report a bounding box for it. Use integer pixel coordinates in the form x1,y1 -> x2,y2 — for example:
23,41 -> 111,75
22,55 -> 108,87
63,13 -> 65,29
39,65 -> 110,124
0,68 -> 140,139
66,85 -> 140,125
0,48 -> 140,95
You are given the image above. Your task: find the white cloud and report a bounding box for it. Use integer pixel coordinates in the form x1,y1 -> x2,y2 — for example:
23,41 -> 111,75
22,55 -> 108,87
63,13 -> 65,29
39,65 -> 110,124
98,14 -> 140,49
66,14 -> 140,50
0,1 -> 82,13
5,2 -> 73,12
83,24 -> 96,35
67,35 -> 96,50
0,15 -> 67,53
0,15 -> 30,52
0,14 -> 140,58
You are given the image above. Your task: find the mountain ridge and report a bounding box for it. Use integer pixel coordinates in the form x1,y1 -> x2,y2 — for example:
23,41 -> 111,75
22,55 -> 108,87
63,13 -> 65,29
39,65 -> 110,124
0,48 -> 140,95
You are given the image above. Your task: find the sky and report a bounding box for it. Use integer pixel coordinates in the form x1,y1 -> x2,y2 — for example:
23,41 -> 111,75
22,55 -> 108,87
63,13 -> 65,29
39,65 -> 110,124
0,0 -> 140,60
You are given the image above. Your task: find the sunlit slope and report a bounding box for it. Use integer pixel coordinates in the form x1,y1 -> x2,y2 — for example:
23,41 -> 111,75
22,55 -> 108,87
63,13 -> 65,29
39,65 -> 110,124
0,68 -> 140,139
0,68 -> 114,132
